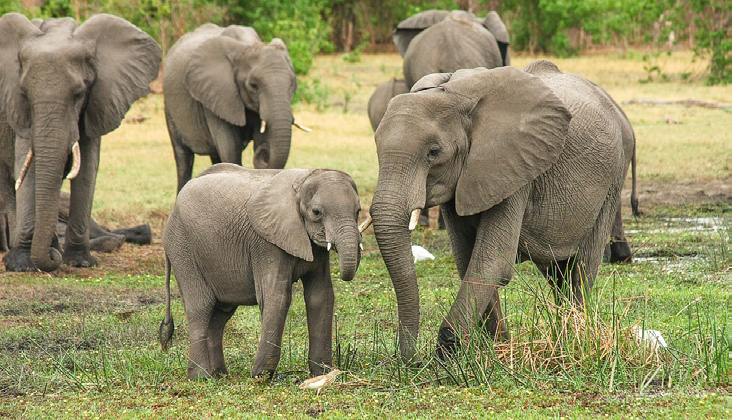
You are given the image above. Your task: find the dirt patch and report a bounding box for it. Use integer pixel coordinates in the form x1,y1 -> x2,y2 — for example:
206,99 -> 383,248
622,178 -> 730,209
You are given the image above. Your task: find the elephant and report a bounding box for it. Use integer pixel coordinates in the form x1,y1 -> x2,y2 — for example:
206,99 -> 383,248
0,14 -> 161,272
368,60 -> 637,361
0,190 -> 151,254
368,78 -> 409,131
163,23 -> 309,194
393,10 -> 510,88
159,164 -> 363,380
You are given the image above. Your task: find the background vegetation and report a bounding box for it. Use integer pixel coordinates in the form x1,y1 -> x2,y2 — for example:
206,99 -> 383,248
7,0 -> 729,82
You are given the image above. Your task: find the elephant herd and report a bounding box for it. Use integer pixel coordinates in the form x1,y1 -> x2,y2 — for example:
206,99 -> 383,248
0,10 -> 639,380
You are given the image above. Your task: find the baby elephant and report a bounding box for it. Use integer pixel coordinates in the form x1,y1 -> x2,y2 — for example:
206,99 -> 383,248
159,164 -> 362,380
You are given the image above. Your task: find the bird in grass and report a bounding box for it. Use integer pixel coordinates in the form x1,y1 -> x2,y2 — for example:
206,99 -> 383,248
632,325 -> 668,352
299,369 -> 342,395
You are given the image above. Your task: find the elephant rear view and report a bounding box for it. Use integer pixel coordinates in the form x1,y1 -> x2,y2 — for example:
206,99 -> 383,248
164,24 -> 306,193
160,164 -> 363,379
393,10 -> 510,88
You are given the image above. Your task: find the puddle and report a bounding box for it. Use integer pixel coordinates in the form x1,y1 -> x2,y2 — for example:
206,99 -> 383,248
627,217 -> 728,234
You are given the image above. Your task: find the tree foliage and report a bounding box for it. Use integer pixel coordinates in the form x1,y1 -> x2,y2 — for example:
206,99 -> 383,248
7,0 -> 728,82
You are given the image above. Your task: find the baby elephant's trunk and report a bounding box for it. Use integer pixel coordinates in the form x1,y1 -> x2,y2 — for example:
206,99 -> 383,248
159,255 -> 175,351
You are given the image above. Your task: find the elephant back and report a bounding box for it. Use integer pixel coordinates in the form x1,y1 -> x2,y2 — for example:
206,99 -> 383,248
403,17 -> 502,88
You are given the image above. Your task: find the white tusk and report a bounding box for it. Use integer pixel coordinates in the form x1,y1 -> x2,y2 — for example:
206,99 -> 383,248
15,149 -> 34,191
260,120 -> 267,134
293,121 -> 312,132
327,242 -> 332,251
358,215 -> 372,233
359,243 -> 364,251
66,141 -> 81,180
408,209 -> 421,231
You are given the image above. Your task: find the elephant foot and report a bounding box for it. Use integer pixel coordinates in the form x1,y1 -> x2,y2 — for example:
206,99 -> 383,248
187,365 -> 213,381
112,224 -> 152,245
2,247 -> 37,272
435,327 -> 458,361
609,238 -> 632,263
63,246 -> 98,268
90,234 -> 125,253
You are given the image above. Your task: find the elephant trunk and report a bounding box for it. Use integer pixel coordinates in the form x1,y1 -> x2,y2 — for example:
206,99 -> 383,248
255,91 -> 292,169
371,187 -> 421,361
333,221 -> 361,282
30,140 -> 68,272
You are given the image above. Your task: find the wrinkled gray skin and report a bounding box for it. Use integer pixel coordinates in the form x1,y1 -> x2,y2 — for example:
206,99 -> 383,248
0,14 -> 161,272
160,164 -> 362,380
368,78 -> 409,131
0,190 -> 151,253
371,61 -> 636,361
163,24 -> 298,193
393,10 -> 510,88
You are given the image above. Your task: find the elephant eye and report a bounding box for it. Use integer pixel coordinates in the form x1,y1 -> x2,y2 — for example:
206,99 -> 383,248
248,81 -> 259,91
427,145 -> 441,161
311,207 -> 322,218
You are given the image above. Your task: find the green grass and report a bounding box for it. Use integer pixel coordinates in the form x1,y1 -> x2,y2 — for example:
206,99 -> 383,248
1,52 -> 730,418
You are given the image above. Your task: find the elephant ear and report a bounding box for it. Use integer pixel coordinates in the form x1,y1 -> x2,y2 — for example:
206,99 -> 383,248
392,10 -> 449,56
0,13 -> 42,138
74,14 -> 162,138
482,11 -> 510,66
449,67 -> 572,216
248,169 -> 314,262
185,36 -> 248,126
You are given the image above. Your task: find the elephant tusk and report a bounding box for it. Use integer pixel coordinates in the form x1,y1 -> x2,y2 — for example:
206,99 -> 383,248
293,121 -> 312,133
14,149 -> 34,191
408,209 -> 421,231
260,120 -> 267,134
359,243 -> 364,251
327,242 -> 332,251
358,215 -> 372,233
66,141 -> 81,180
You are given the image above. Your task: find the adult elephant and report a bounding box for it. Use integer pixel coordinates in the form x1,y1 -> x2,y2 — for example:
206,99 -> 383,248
393,10 -> 510,88
0,14 -> 161,272
368,61 -> 635,361
164,24 -> 308,193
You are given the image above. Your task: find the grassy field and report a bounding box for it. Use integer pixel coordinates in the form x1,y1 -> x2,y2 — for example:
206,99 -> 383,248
1,51 -> 729,418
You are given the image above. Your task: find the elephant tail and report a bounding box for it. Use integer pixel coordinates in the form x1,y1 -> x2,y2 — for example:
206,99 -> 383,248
159,253 -> 175,352
630,139 -> 640,217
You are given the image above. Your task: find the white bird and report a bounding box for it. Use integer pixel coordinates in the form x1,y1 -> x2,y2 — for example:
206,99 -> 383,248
298,369 -> 342,395
632,325 -> 668,352
411,245 -> 435,263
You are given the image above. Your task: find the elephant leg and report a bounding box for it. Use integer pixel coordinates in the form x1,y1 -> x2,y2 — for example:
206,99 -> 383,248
111,224 -> 152,245
167,111 -> 195,194
0,165 -> 13,252
440,201 -> 477,280
251,262 -> 293,378
607,204 -> 632,263
204,108 -> 243,165
3,137 -> 38,271
209,153 -> 222,165
437,193 -> 527,358
207,305 -> 237,377
302,264 -> 334,376
63,138 -> 101,268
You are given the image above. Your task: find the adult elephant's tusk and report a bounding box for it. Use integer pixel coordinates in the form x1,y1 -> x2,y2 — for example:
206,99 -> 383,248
359,243 -> 364,251
358,215 -> 372,233
14,149 -> 34,191
66,141 -> 81,180
260,120 -> 267,134
408,209 -> 421,231
293,121 -> 312,132
327,242 -> 332,251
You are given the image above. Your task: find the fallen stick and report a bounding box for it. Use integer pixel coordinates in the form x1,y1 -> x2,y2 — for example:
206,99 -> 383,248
623,98 -> 730,109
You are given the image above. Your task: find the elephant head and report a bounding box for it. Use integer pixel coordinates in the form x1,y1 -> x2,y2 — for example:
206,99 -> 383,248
0,13 -> 161,271
248,169 -> 362,281
370,67 -> 571,359
185,32 -> 297,169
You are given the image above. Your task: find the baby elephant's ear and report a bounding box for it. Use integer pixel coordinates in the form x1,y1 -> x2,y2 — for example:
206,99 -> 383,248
248,169 -> 314,262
